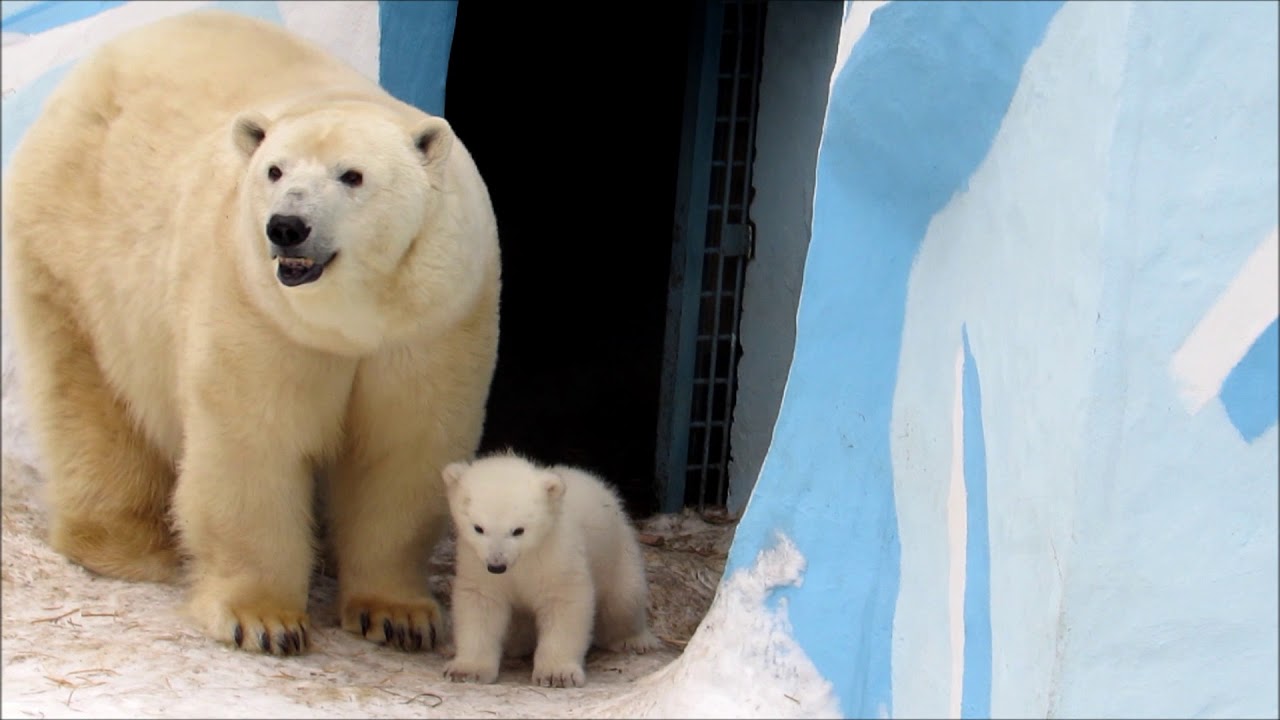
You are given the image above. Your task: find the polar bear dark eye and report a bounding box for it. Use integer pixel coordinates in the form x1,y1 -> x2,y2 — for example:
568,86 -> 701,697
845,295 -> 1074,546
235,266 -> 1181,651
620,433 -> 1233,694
339,170 -> 363,187
473,524 -> 484,535
267,165 -> 282,182
512,528 -> 524,537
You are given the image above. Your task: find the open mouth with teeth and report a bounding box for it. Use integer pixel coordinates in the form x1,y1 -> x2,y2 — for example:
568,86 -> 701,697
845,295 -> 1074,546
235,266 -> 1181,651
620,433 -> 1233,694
276,253 -> 337,287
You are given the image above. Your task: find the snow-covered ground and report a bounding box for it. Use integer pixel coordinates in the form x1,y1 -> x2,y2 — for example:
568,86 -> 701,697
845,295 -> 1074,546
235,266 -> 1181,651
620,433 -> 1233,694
1,310 -> 835,717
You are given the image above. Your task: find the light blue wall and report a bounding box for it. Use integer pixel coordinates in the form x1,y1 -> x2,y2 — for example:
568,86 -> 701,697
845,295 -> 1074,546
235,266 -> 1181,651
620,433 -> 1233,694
728,0 -> 1278,717
726,3 -> 1062,716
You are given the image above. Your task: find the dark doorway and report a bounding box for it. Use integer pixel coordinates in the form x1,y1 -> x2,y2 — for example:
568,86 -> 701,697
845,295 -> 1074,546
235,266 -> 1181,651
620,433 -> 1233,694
444,2 -> 696,518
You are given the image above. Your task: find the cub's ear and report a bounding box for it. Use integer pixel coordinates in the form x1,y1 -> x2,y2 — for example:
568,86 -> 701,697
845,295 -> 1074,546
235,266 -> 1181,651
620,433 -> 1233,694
411,116 -> 454,167
543,471 -> 565,501
232,111 -> 271,159
442,461 -> 469,489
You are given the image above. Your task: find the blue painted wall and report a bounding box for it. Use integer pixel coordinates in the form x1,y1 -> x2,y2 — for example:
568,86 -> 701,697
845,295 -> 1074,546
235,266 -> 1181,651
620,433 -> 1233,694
726,3 -> 1062,716
727,0 -> 1277,717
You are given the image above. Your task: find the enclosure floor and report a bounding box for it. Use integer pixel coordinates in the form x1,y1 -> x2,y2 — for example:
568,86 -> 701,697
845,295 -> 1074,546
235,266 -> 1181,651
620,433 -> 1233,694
0,454 -> 734,718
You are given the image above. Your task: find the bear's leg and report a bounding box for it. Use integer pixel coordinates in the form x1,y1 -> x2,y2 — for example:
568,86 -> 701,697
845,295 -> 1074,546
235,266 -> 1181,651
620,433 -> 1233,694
174,430 -> 318,656
172,341 -> 352,656
593,539 -> 661,653
326,447 -> 449,652
328,349 -> 489,651
5,265 -> 178,582
530,585 -> 595,688
442,580 -> 510,684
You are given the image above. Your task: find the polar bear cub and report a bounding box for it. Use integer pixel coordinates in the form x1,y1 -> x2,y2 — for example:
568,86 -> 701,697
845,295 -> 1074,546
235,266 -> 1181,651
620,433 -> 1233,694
441,452 -> 660,687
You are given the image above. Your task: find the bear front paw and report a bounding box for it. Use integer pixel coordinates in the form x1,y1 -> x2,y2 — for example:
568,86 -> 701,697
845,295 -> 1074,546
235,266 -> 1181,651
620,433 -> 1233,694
186,578 -> 312,656
200,603 -> 311,656
341,595 -> 441,652
443,658 -> 499,684
532,660 -> 586,688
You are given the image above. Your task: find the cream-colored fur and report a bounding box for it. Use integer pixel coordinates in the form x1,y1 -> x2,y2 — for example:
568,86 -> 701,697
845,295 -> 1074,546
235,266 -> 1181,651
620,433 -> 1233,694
440,453 -> 660,688
0,10 -> 500,657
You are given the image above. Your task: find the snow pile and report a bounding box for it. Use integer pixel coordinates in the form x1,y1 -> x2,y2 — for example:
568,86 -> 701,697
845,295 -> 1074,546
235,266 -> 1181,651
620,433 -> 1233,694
589,533 -> 841,719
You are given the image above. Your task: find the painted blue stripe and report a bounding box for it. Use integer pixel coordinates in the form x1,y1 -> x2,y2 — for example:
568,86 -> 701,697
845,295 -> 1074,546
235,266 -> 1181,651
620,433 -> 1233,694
724,3 -> 1061,717
961,325 -> 992,718
1,0 -> 125,33
378,0 -> 457,117
1220,319 -> 1279,442
1,1 -> 40,21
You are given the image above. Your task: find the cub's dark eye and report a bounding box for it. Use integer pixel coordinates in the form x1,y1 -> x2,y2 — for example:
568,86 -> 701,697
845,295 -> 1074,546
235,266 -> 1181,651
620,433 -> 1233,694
473,525 -> 484,535
512,528 -> 524,537
267,165 -> 282,182
339,170 -> 363,187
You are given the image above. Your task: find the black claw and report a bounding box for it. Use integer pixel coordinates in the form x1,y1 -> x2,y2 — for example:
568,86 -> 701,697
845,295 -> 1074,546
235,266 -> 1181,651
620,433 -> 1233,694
395,625 -> 407,649
300,625 -> 310,650
233,623 -> 244,647
359,611 -> 371,637
410,628 -> 423,651
260,631 -> 272,653
286,631 -> 300,654
429,624 -> 437,650
383,618 -> 394,644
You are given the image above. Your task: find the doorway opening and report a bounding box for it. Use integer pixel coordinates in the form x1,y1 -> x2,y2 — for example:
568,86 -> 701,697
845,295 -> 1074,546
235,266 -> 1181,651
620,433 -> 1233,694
445,1 -> 698,518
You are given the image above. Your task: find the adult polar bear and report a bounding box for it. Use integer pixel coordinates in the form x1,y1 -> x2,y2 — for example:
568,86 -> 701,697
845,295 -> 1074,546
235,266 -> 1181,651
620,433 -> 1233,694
1,10 -> 500,656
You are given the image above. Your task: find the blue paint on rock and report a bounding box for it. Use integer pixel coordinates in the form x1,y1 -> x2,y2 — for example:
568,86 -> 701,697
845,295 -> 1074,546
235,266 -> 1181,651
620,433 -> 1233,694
1221,319 -> 1279,443
960,325 -> 992,719
725,2 -> 1061,716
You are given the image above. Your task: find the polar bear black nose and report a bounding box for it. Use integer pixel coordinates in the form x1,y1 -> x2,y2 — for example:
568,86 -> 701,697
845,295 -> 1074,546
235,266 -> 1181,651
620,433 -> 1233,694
266,214 -> 311,247
486,563 -> 507,574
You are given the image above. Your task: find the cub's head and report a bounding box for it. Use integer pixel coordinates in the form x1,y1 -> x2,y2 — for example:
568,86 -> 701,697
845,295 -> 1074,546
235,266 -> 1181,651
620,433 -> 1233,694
230,101 -> 460,353
441,455 -> 565,575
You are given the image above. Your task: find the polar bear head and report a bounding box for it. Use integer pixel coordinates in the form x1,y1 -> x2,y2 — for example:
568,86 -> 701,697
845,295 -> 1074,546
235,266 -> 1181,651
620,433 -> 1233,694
230,100 -> 490,355
442,454 -> 565,575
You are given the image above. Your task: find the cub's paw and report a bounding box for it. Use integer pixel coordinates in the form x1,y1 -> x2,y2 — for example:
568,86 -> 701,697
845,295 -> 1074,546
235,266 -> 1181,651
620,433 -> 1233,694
341,595 -> 441,652
532,660 -> 586,688
443,657 -> 500,684
609,630 -> 662,654
193,601 -> 311,656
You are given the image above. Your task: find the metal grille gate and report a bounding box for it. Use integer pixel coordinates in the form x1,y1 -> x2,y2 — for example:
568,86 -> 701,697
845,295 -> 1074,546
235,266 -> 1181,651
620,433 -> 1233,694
658,0 -> 767,512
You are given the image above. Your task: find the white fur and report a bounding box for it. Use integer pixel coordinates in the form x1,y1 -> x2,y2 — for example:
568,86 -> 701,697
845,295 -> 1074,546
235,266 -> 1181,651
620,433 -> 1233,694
1,10 -> 500,656
441,453 -> 661,688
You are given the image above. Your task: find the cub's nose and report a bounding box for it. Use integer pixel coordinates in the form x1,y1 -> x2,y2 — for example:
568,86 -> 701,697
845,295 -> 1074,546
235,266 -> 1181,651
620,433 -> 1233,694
486,563 -> 507,574
266,214 -> 311,247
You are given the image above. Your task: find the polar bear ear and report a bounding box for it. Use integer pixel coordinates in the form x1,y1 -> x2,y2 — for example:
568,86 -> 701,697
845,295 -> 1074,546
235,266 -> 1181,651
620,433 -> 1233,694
232,112 -> 271,159
412,116 -> 454,167
543,471 -> 565,501
442,461 -> 469,489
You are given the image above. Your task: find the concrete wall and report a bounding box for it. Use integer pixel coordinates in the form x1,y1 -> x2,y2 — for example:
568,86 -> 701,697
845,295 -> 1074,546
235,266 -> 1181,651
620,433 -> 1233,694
725,1 -> 1278,717
728,0 -> 842,515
